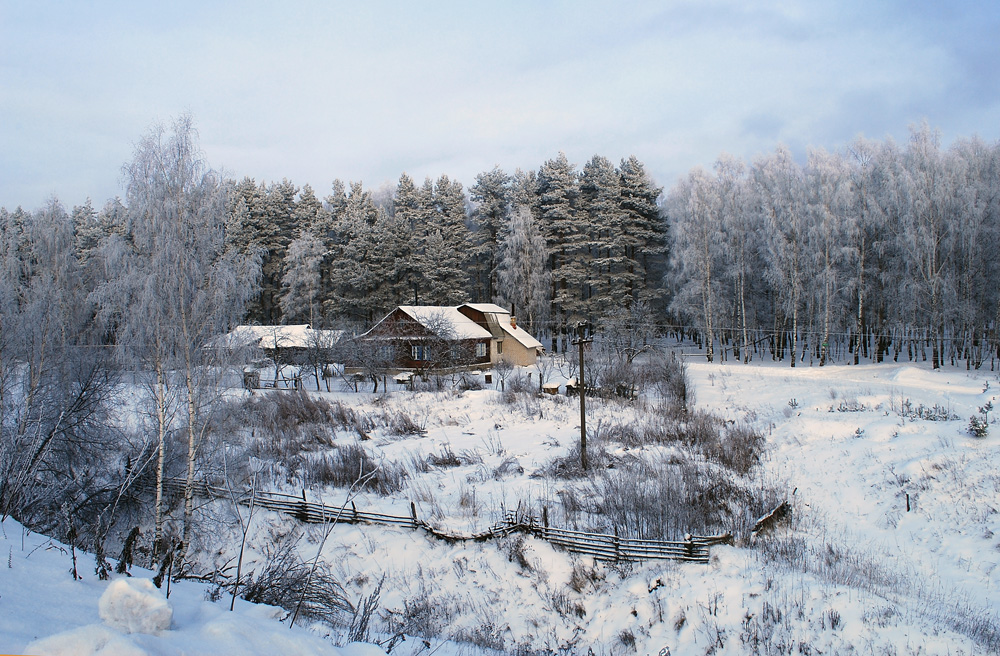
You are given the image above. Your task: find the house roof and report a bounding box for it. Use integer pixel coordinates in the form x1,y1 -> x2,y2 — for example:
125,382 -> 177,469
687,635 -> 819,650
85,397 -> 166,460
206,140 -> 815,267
363,304 -> 543,351
223,325 -> 344,349
462,303 -> 510,315
397,306 -> 493,339
498,319 -> 544,350
457,303 -> 543,350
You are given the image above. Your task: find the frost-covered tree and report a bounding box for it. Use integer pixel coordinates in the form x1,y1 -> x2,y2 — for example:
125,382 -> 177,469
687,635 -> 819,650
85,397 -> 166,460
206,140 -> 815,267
667,167 -> 725,362
580,155 -> 623,315
538,153 -> 584,347
420,175 -> 473,305
324,182 -> 384,324
96,115 -> 260,562
804,148 -> 852,365
899,123 -> 958,369
618,156 -> 667,310
280,231 -> 325,325
496,205 -> 551,336
470,166 -> 511,302
715,154 -> 759,362
752,146 -> 807,366
0,200 -> 116,527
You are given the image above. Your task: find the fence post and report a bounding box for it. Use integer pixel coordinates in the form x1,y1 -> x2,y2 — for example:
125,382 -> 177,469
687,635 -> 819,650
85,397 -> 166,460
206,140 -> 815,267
410,501 -> 418,527
542,506 -> 549,541
613,527 -> 621,562
684,533 -> 694,560
296,489 -> 309,522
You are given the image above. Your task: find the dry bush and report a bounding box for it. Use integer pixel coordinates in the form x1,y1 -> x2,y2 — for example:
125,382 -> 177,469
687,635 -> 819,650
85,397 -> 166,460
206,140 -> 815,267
299,443 -> 407,494
379,408 -> 425,436
585,453 -> 783,541
426,443 -> 462,468
240,530 -> 353,627
540,438 -> 616,479
641,352 -> 692,415
701,422 -> 766,475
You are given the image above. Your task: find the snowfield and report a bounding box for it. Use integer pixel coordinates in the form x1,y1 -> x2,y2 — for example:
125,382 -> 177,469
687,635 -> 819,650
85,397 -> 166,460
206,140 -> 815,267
3,358 -> 999,655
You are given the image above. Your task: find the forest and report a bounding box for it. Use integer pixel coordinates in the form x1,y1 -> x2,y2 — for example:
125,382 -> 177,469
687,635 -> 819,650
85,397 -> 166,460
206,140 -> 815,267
5,119 -> 998,373
3,115 -> 1000,654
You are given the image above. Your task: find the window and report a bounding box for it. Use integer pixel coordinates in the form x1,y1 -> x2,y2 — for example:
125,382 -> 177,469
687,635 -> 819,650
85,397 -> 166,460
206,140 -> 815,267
496,340 -> 503,355
411,345 -> 429,361
476,342 -> 487,358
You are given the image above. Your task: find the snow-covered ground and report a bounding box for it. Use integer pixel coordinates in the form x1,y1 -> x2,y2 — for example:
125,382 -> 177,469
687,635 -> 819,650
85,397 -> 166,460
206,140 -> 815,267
0,515 -> 386,655
3,358 -> 999,655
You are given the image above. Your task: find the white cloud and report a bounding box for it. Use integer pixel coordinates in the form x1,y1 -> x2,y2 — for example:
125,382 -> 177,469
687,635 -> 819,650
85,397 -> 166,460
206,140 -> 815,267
2,0 -> 998,209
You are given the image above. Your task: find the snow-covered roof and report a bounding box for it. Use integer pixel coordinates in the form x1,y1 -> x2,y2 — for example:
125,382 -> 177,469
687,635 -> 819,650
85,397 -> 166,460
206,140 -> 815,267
462,302 -> 510,315
499,319 -> 544,350
223,325 -> 344,349
397,306 -> 493,339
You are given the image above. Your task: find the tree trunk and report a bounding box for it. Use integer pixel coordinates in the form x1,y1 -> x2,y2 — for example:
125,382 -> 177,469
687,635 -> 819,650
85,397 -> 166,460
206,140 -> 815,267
153,361 -> 166,560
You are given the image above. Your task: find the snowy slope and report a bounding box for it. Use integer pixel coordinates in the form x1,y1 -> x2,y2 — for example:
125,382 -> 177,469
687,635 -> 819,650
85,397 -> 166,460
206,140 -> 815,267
3,359 -> 999,655
0,517 -> 385,656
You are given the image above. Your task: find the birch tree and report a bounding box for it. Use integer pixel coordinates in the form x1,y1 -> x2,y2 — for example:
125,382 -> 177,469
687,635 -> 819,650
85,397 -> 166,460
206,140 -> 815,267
753,146 -> 806,366
667,168 -> 724,361
103,115 -> 260,564
496,205 -> 551,336
804,148 -> 852,365
715,154 -> 756,362
280,231 -> 325,325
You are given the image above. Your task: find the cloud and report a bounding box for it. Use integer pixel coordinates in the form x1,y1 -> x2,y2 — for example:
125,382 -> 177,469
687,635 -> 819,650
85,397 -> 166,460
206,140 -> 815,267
2,0 -> 999,210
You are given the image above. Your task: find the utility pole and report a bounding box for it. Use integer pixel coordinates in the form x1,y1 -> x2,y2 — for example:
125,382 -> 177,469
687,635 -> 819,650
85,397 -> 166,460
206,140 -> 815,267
572,321 -> 593,471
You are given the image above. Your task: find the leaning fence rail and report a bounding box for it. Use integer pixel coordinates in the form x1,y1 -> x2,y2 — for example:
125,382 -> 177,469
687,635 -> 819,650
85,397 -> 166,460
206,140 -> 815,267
160,478 -> 728,564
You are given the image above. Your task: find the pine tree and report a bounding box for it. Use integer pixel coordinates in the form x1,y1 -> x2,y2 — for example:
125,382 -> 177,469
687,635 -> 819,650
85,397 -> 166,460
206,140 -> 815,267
324,182 -> 386,324
293,184 -> 328,238
618,156 -> 667,310
470,166 -> 511,302
579,155 -> 623,316
537,153 -> 584,347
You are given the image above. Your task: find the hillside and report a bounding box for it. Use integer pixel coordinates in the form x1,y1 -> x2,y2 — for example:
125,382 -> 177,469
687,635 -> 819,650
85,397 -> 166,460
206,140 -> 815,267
4,358 -> 999,655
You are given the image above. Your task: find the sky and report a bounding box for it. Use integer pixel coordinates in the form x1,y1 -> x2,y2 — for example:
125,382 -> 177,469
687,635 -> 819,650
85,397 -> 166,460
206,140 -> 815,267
2,0 -> 1000,211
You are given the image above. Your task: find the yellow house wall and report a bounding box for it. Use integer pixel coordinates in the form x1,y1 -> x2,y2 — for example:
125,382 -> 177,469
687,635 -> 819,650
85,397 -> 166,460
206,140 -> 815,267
491,338 -> 537,367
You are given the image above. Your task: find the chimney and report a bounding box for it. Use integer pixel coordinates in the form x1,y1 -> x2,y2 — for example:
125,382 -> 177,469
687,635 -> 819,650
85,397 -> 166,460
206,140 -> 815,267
510,316 -> 517,329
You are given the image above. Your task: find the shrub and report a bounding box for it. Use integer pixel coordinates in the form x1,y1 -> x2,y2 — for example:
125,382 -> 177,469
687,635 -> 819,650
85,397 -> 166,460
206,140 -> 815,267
240,531 -> 353,627
299,443 -> 407,495
969,414 -> 989,438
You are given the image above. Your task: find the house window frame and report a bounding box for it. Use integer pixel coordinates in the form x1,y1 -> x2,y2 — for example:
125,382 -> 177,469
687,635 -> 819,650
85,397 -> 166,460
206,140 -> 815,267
411,344 -> 429,361
476,342 -> 487,359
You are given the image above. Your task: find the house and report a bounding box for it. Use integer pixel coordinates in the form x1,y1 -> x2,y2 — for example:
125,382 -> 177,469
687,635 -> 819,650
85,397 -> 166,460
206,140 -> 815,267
456,303 -> 543,367
358,303 -> 543,372
220,324 -> 344,365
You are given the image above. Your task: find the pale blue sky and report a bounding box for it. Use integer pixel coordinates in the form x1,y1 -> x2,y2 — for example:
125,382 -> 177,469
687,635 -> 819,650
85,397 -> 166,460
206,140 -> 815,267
2,0 -> 999,211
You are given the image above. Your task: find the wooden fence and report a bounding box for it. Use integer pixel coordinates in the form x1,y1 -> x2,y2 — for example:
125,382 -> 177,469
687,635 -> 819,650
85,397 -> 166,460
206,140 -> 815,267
161,478 -> 729,564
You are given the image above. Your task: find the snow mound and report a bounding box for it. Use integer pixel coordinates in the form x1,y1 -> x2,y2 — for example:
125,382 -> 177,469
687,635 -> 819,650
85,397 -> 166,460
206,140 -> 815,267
98,578 -> 172,635
26,624 -> 148,656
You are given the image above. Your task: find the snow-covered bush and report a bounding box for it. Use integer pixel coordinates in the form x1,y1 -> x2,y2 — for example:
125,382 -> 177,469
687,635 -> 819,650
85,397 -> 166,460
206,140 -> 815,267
969,414 -> 989,438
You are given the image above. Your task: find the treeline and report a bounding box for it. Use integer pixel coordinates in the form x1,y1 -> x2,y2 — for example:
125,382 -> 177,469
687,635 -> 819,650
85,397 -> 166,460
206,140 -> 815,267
667,122 -> 1000,369
4,118 -> 1000,370
222,152 -> 666,349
